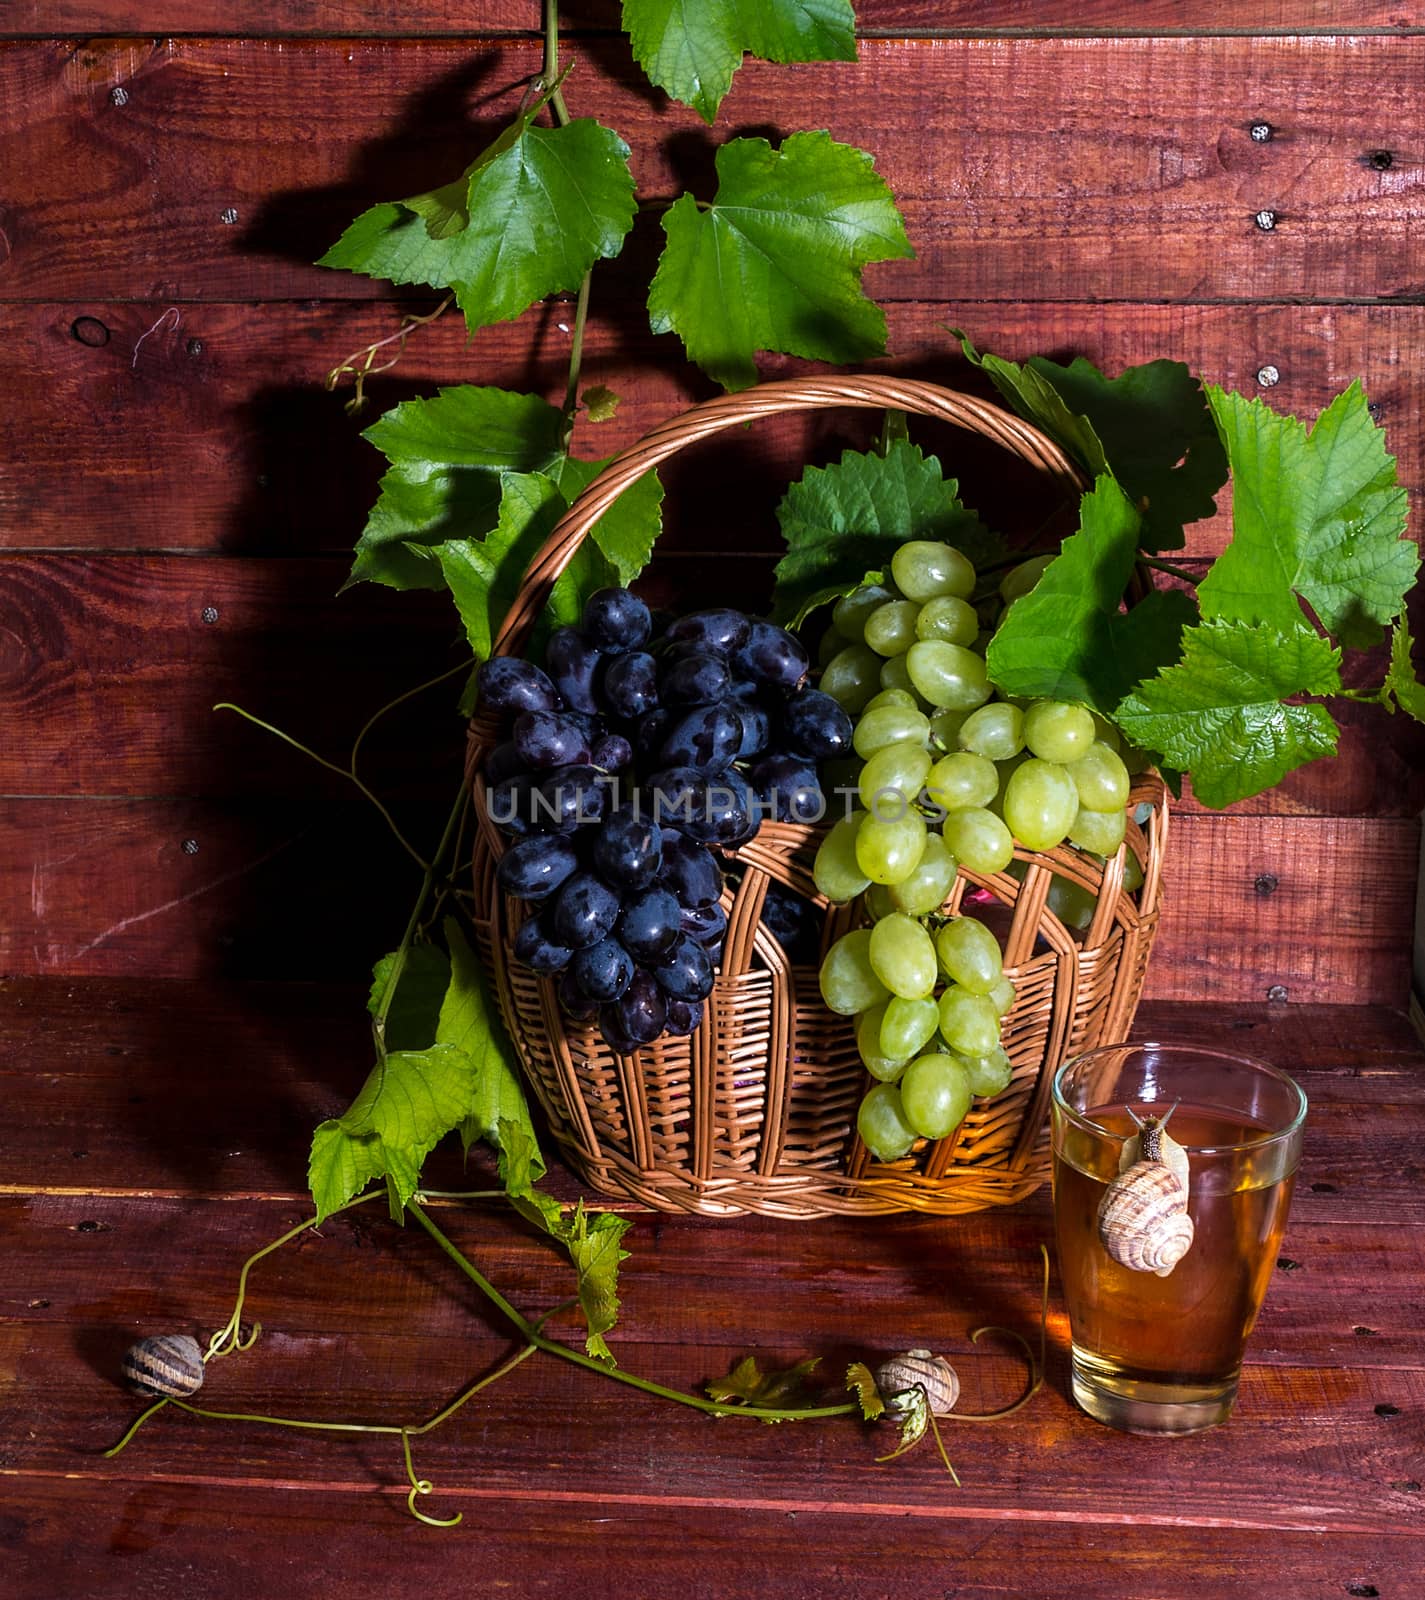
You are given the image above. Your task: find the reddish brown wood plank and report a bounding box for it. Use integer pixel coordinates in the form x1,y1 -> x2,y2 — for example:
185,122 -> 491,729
1,549 -> 1420,817
2,1477 -> 1419,1600
6,3 -> 1422,39
1,801 -> 1415,996
0,38 -> 1421,304
4,300 -> 1421,564
4,1188 -> 1423,1533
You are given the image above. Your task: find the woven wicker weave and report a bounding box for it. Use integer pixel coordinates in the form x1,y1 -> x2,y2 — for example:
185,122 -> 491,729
467,375 -> 1168,1217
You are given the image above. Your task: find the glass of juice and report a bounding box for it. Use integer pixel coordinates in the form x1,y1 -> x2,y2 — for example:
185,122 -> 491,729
1051,1041 -> 1306,1434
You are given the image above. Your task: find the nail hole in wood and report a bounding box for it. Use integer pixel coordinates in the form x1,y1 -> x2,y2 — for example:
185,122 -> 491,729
1311,1181 -> 1337,1193
1249,122 -> 1274,142
70,316 -> 111,348
1374,1403 -> 1400,1418
1277,1256 -> 1301,1271
1255,873 -> 1279,896
1367,150 -> 1393,171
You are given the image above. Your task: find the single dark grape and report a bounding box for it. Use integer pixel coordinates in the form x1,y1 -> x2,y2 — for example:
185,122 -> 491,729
513,710 -> 592,770
532,764 -> 609,833
661,651 -> 732,706
570,938 -> 635,1003
551,872 -> 622,950
663,998 -> 704,1037
477,656 -> 562,715
664,608 -> 751,656
589,730 -> 634,773
751,753 -> 825,824
617,885 -> 682,962
633,708 -> 672,761
679,768 -> 754,845
601,651 -> 660,720
732,620 -> 809,691
781,689 -> 854,760
582,588 -> 651,654
603,969 -> 667,1046
495,834 -> 580,900
645,766 -> 703,831
658,702 -> 743,774
482,740 -> 524,787
681,898 -> 728,946
701,939 -> 724,967
658,831 -> 723,908
593,809 -> 664,892
557,969 -> 600,1021
761,882 -> 819,964
544,626 -> 601,714
484,772 -> 538,837
652,934 -> 716,1003
733,703 -> 771,759
513,908 -> 573,974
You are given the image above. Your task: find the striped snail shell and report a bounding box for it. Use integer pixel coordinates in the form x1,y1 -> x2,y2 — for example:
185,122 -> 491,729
1097,1112 -> 1195,1277
874,1349 -> 960,1417
121,1333 -> 205,1398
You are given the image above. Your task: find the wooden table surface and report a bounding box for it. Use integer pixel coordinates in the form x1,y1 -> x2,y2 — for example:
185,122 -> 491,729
3,981 -> 1422,1599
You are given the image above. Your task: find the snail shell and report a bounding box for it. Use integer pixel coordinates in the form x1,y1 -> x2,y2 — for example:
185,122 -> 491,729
874,1349 -> 960,1417
121,1333 -> 205,1398
1097,1161 -> 1195,1277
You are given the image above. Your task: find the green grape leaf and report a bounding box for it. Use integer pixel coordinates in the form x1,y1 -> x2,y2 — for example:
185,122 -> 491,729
352,387 -> 565,590
308,1043 -> 474,1222
438,458 -> 661,660
958,335 -> 1227,554
1198,383 -> 1416,649
1378,616 -> 1425,723
320,118 -> 636,336
622,0 -> 856,122
705,1354 -> 822,1415
550,1203 -> 633,1365
846,1360 -> 885,1421
367,944 -> 452,1053
493,1117 -> 550,1207
649,132 -> 913,390
772,440 -> 1000,626
986,476 -> 1196,712
1115,618 -> 1342,808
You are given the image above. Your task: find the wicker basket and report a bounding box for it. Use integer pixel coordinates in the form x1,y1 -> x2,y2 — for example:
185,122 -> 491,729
467,375 -> 1168,1217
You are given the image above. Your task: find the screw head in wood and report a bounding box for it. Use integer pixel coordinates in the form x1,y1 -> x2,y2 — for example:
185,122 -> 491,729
1256,365 -> 1280,388
1254,209 -> 1278,231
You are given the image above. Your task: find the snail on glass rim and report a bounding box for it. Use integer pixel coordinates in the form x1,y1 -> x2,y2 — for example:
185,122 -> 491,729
1096,1107 -> 1195,1277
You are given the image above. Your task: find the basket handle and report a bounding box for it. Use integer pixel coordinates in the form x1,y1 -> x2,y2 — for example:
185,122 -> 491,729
488,374 -> 1087,661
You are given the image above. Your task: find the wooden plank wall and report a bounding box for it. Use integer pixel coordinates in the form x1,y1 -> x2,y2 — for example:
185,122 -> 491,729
0,5 -> 1421,1001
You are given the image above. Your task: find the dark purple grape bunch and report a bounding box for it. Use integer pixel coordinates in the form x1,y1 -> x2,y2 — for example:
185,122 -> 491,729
476,587 -> 852,1055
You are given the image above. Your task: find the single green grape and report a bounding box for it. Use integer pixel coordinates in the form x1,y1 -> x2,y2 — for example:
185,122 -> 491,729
959,702 -> 1025,762
1068,804 -> 1127,856
853,704 -> 932,760
899,1053 -> 973,1140
942,807 -> 1015,874
937,985 -> 1002,1058
864,882 -> 898,921
1123,850 -> 1146,892
869,912 -> 938,999
817,625 -> 848,668
833,583 -> 897,644
878,654 -> 923,698
880,994 -> 942,1060
1003,758 -> 1079,852
928,706 -> 972,750
891,540 -> 976,602
1023,699 -> 1096,763
935,915 -> 1003,994
914,594 -> 979,646
1090,711 -> 1122,754
819,929 -> 890,1015
857,1082 -> 918,1163
821,644 -> 883,715
924,751 -> 998,814
999,553 -> 1054,606
813,811 -> 871,903
857,1002 -> 909,1082
864,600 -> 923,657
1046,871 -> 1097,931
960,1044 -> 1014,1097
905,641 -> 992,710
987,974 -> 1016,1017
861,687 -> 918,715
855,810 -> 929,886
858,742 -> 933,811
1067,741 -> 1131,812
888,831 -> 957,916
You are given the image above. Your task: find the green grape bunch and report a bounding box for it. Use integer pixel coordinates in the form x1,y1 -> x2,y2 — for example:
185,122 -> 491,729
810,538 -> 1140,1163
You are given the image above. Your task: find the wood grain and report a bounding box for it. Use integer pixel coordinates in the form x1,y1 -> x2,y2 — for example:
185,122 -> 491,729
6,2 -> 1424,39
4,300 -> 1422,564
0,801 -> 1416,999
1,37 -> 1421,304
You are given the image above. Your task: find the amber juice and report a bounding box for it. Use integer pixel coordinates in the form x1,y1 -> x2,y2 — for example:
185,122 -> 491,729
1053,1101 -> 1297,1426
